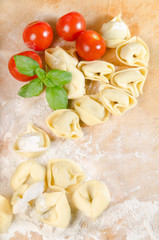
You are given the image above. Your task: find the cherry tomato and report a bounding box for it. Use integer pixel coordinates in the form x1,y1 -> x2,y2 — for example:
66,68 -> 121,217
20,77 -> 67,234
56,11 -> 86,41
8,51 -> 42,82
23,21 -> 53,51
76,30 -> 106,61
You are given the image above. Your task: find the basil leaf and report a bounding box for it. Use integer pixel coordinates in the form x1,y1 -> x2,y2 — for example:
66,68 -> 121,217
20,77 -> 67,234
42,77 -> 55,87
14,55 -> 40,76
35,67 -> 46,80
46,69 -> 72,86
46,86 -> 68,110
18,78 -> 44,98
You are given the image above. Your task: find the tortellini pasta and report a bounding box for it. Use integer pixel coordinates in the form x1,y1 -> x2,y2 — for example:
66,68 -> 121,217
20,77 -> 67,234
35,190 -> 71,228
45,46 -> 78,70
10,159 -> 46,191
78,60 -> 115,83
13,123 -> 50,158
99,84 -> 137,115
66,47 -> 79,62
64,64 -> 86,99
11,181 -> 45,214
0,195 -> 12,233
72,180 -> 110,219
47,159 -> 85,191
45,46 -> 85,99
116,36 -> 149,67
100,14 -> 131,48
9,157 -> 110,228
46,109 -> 83,139
110,67 -> 148,97
74,94 -> 110,126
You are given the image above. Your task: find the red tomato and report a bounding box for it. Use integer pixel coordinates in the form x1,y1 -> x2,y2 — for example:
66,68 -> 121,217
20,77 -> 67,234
76,30 -> 106,61
23,21 -> 53,51
8,51 -> 42,82
56,12 -> 86,41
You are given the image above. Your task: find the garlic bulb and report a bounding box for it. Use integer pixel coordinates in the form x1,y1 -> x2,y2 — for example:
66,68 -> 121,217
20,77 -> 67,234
100,14 -> 130,48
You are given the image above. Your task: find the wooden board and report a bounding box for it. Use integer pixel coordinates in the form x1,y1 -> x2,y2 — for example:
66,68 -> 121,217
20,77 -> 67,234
0,0 -> 159,239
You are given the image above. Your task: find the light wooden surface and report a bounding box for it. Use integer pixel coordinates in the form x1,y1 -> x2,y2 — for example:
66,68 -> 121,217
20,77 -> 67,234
0,0 -> 159,239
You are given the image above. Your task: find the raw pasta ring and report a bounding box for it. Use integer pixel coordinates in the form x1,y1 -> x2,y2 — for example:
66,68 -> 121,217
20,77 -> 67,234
74,94 -> 110,126
46,109 -> 83,139
116,36 -> 149,67
78,60 -> 115,83
13,123 -> 50,158
99,84 -> 137,115
35,190 -> 71,228
0,195 -> 13,233
10,159 -> 46,191
47,158 -> 86,192
72,180 -> 110,219
110,67 -> 148,97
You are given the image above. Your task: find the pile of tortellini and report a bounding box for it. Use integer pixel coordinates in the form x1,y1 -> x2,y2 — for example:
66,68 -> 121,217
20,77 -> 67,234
0,158 -> 110,232
45,14 -> 149,140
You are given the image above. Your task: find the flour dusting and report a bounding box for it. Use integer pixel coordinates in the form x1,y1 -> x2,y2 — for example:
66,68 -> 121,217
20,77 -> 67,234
0,197 -> 159,240
1,81 -> 159,240
0,90 -> 159,239
0,124 -> 159,240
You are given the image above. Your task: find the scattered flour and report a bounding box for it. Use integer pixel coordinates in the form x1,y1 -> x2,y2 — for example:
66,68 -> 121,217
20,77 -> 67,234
0,197 -> 159,240
0,95 -> 159,240
17,133 -> 45,152
0,130 -> 159,239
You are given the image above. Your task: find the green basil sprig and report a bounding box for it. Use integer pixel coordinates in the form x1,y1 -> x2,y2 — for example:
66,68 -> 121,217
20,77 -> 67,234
46,87 -> 68,110
14,55 -> 72,110
18,78 -> 44,98
14,55 -> 39,76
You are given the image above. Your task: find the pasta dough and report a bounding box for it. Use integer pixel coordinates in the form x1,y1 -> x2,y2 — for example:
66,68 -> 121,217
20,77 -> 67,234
110,67 -> 148,97
35,190 -> 71,228
100,14 -> 130,48
99,84 -> 137,115
46,109 -> 83,139
13,123 -> 50,158
116,36 -> 149,67
74,94 -> 110,126
45,47 -> 85,99
0,195 -> 12,233
47,159 -> 85,191
72,180 -> 110,219
45,46 -> 78,70
64,64 -> 86,99
78,60 -> 115,83
10,159 -> 46,191
11,181 -> 45,214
